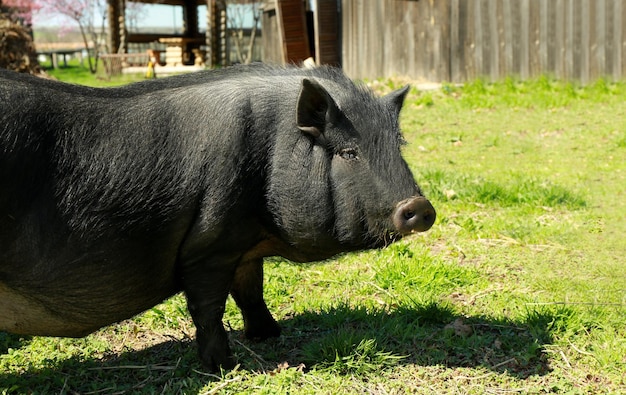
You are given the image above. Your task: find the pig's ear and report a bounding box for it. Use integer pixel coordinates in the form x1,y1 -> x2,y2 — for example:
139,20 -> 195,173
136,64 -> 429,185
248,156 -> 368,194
296,78 -> 340,138
383,85 -> 410,115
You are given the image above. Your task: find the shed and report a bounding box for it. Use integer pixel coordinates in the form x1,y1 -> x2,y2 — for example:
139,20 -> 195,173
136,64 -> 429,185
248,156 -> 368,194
261,0 -> 340,66
263,0 -> 626,84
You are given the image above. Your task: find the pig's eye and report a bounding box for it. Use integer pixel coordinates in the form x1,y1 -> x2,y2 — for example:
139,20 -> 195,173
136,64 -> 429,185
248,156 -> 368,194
339,148 -> 359,160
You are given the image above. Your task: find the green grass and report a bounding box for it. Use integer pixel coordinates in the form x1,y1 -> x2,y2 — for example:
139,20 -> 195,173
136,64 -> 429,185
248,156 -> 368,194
2,73 -> 626,393
43,59 -> 147,87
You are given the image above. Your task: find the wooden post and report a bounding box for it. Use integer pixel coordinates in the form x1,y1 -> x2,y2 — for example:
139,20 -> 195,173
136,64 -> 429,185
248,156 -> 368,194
219,2 -> 227,66
205,0 -> 225,67
205,0 -> 214,67
107,0 -> 120,53
275,0 -> 286,62
118,0 -> 127,54
184,0 -> 194,37
182,0 -> 198,64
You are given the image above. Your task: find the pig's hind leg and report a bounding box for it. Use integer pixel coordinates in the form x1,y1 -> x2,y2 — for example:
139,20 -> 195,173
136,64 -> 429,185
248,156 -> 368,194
230,257 -> 281,341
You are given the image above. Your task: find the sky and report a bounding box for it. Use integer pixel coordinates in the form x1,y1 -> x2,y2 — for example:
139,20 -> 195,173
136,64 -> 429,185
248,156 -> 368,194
32,2 -> 261,31
33,3 -> 199,29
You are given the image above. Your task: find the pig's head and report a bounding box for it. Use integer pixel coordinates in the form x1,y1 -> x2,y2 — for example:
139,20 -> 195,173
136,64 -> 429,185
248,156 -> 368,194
267,76 -> 435,260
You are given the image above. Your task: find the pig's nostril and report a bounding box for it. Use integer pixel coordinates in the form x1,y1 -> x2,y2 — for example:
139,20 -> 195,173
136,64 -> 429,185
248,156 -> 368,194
404,210 -> 415,220
422,209 -> 435,222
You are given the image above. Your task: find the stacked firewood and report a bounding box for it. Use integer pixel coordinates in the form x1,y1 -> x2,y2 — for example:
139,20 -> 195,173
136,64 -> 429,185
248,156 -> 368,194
0,13 -> 42,74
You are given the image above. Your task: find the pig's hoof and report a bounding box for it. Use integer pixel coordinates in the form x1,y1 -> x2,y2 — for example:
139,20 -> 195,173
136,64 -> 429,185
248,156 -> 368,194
199,340 -> 237,372
202,353 -> 237,372
245,320 -> 282,341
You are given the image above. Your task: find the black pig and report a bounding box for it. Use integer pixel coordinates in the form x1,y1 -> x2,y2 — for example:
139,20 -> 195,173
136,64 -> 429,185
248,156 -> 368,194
0,64 -> 435,370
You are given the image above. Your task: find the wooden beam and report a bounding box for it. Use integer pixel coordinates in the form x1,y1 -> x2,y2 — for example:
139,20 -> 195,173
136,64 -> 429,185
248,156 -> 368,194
127,0 -> 206,6
127,33 -> 204,43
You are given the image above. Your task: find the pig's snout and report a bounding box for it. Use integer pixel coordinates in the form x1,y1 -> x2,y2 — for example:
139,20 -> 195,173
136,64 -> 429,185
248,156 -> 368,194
393,196 -> 436,235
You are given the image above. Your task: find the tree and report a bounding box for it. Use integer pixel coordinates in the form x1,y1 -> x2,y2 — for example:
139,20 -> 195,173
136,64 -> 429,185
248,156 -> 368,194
36,0 -> 107,73
224,0 -> 261,65
125,1 -> 147,34
1,0 -> 39,25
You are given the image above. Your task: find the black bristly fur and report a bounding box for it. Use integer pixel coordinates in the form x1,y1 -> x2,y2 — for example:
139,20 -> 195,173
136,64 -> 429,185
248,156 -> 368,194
0,64 -> 433,371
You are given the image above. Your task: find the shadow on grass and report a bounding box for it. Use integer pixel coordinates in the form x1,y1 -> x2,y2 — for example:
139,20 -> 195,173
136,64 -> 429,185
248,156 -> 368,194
1,303 -> 558,393
0,335 -> 208,394
0,332 -> 31,355
268,303 -> 554,378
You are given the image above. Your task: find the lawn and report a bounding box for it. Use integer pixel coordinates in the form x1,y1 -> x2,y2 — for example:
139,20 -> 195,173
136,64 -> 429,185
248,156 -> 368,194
42,61 -> 147,87
1,68 -> 625,394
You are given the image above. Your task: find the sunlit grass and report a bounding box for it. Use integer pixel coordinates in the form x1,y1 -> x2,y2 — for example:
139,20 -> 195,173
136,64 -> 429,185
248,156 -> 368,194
2,73 -> 625,393
44,59 -> 147,87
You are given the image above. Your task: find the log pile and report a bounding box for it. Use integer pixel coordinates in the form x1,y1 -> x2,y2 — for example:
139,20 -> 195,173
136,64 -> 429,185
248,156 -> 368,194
0,13 -> 42,74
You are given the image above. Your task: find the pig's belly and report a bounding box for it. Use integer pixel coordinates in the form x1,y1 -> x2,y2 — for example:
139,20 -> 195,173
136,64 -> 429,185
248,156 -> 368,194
0,282 -> 96,337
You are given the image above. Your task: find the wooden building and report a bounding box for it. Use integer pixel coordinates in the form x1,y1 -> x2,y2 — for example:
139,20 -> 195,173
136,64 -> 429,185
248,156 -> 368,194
262,0 -> 340,66
106,0 -> 626,82
106,0 -> 339,69
106,0 -> 227,67
263,0 -> 626,83
106,0 -> 338,69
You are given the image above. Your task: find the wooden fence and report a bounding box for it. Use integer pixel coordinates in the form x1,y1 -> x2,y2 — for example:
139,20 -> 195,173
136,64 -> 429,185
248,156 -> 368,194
341,0 -> 626,83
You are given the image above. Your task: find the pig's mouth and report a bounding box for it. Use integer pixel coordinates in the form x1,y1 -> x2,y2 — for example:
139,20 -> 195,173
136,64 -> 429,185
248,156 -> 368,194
373,231 -> 403,248
361,228 -> 403,250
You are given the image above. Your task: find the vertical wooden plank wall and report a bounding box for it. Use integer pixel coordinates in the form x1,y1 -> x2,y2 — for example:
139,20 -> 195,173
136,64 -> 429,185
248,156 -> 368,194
340,0 -> 626,83
341,0 -> 450,81
261,3 -> 283,64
